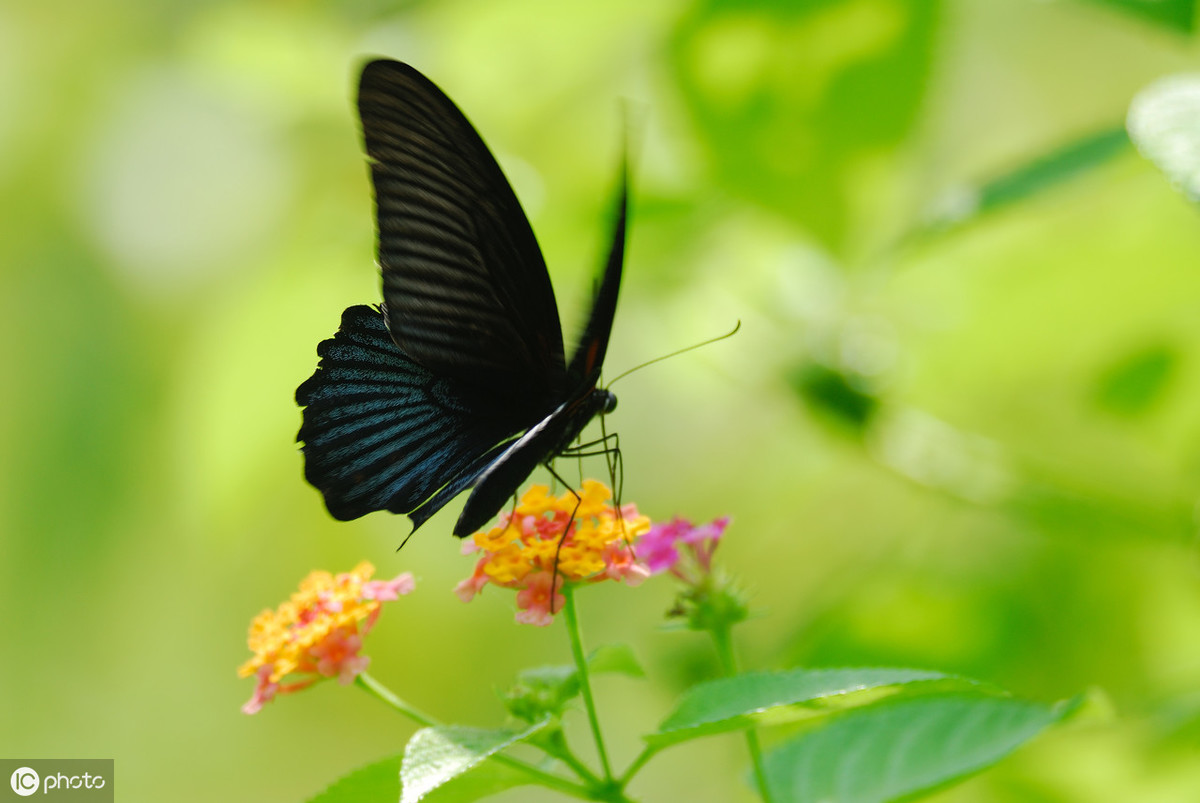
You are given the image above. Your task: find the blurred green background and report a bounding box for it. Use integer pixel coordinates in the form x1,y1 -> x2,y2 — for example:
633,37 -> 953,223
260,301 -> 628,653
5,0 -> 1200,800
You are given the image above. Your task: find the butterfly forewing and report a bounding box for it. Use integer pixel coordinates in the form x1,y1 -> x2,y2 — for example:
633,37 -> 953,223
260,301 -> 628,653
455,159 -> 629,535
566,160 -> 627,389
359,60 -> 566,409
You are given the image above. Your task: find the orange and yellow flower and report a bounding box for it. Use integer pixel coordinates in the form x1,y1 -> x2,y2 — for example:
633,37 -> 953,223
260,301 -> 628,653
238,561 -> 414,713
455,480 -> 651,625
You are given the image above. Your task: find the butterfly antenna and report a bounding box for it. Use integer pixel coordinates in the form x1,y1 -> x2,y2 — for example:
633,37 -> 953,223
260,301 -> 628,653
606,320 -> 741,387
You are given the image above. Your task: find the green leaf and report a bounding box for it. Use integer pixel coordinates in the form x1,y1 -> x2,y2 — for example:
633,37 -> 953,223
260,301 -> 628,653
650,667 -> 955,748
1094,342 -> 1178,415
514,664 -> 577,689
400,720 -> 548,803
1084,0 -> 1195,33
306,755 -> 400,803
789,361 -> 881,435
417,761 -> 533,803
920,127 -> 1130,232
502,665 -> 578,723
670,0 -> 941,252
764,692 -> 1082,803
1129,74 -> 1200,202
587,643 -> 646,678
974,128 -> 1130,215
504,645 -> 644,722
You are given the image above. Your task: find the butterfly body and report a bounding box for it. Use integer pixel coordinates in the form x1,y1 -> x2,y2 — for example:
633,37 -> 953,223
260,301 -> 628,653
296,60 -> 626,537
455,386 -> 617,536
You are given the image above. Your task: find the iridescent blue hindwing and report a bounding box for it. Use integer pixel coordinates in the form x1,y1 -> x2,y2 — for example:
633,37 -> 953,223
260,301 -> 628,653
296,305 -> 522,522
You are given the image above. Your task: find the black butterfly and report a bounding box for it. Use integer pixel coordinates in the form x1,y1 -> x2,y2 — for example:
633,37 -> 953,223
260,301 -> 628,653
296,59 -> 626,538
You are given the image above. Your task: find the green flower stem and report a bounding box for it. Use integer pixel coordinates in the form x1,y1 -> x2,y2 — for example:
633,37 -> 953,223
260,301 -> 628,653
356,671 -> 436,727
741,717 -> 770,801
355,672 -> 590,799
618,744 -> 659,787
561,582 -> 614,781
709,623 -> 773,803
540,730 -> 602,786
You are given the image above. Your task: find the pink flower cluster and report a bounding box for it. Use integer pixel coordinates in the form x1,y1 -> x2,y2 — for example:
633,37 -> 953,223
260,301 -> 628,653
639,516 -> 731,583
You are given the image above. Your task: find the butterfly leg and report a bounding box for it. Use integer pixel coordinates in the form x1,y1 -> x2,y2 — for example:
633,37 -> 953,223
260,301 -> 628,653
596,424 -> 630,553
600,432 -> 632,553
555,428 -> 630,554
558,431 -> 619,457
601,417 -> 623,514
558,428 -> 623,522
543,461 -> 587,614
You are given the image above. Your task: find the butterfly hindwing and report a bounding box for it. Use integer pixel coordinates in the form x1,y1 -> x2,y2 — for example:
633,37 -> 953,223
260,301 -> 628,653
359,60 -> 566,411
296,305 -> 523,522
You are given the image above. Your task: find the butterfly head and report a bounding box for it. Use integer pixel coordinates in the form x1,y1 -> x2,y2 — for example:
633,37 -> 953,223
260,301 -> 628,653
597,388 -> 617,415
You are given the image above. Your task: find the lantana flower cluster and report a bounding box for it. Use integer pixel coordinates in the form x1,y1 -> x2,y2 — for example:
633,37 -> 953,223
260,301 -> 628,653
455,480 -> 652,625
238,561 -> 414,714
238,483 -> 738,713
639,515 -> 730,583
641,515 -> 745,630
